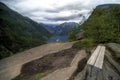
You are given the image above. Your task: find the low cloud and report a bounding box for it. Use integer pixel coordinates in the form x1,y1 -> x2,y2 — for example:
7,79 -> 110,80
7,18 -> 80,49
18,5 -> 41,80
0,0 -> 120,23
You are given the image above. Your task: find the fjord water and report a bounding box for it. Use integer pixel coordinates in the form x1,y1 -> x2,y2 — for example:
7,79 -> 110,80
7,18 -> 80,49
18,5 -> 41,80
47,35 -> 68,43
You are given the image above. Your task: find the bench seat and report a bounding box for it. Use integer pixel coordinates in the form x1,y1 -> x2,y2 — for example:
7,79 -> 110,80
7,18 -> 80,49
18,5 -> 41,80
87,45 -> 106,69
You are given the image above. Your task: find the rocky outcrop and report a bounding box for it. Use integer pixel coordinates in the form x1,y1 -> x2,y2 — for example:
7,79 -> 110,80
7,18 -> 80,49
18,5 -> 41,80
107,43 -> 120,53
76,32 -> 84,40
85,50 -> 120,80
71,44 -> 120,80
0,42 -> 75,80
107,43 -> 120,63
41,50 -> 87,80
0,42 -> 120,80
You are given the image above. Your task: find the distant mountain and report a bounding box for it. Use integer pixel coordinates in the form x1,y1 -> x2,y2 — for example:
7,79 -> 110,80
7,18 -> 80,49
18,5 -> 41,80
40,22 -> 79,43
40,23 -> 59,34
41,22 -> 79,36
96,4 -> 120,9
43,23 -> 59,28
54,22 -> 79,35
0,2 -> 52,59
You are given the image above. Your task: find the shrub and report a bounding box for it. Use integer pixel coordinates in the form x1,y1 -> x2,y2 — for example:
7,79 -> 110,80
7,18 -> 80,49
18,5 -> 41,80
81,5 -> 120,44
68,32 -> 77,41
81,38 -> 96,48
35,73 -> 45,80
73,38 -> 96,49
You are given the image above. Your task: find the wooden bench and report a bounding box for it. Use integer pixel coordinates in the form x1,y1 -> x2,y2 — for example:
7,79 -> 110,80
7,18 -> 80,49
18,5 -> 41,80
86,45 -> 106,80
87,45 -> 106,69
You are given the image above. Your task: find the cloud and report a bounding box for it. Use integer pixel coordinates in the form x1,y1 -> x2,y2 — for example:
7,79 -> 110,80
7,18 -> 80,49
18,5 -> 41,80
44,14 -> 79,21
0,0 -> 120,23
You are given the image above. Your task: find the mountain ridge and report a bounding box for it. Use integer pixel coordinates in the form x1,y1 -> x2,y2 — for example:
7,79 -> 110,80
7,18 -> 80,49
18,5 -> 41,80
0,2 -> 52,59
54,22 -> 79,35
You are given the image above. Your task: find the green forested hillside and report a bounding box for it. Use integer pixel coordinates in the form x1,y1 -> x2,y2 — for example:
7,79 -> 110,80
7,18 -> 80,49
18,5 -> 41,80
68,4 -> 120,61
81,4 -> 120,43
54,22 -> 79,35
0,2 -> 52,59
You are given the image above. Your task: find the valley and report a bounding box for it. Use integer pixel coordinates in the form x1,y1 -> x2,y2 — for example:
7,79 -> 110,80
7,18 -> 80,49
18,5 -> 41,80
44,22 -> 79,43
0,2 -> 52,59
0,1 -> 120,80
47,35 -> 68,43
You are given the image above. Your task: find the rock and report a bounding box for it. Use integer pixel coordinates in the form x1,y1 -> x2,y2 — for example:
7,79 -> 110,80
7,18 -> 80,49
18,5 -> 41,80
86,50 -> 120,80
1,43 -> 120,80
105,50 -> 120,73
76,32 -> 84,40
107,43 -> 120,63
72,47 -> 120,80
41,50 -> 87,80
0,42 -> 75,80
107,43 -> 120,53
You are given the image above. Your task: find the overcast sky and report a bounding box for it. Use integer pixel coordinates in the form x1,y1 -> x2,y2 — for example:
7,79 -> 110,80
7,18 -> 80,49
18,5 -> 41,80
0,0 -> 120,24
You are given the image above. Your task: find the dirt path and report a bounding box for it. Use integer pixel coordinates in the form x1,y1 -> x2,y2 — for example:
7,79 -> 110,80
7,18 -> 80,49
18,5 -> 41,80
41,50 -> 87,80
0,42 -> 75,80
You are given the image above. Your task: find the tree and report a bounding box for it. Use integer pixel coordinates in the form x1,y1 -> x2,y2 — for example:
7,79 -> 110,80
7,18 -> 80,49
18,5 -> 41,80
81,5 -> 120,43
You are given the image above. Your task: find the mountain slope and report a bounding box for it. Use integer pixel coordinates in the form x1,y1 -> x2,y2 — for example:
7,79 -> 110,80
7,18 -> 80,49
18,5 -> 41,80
40,23 -> 58,34
0,2 -> 52,59
54,22 -> 79,35
81,4 -> 120,43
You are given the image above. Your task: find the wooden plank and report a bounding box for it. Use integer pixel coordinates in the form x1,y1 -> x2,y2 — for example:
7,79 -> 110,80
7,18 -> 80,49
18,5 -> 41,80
87,45 -> 106,69
86,45 -> 106,80
94,46 -> 105,69
87,46 -> 101,66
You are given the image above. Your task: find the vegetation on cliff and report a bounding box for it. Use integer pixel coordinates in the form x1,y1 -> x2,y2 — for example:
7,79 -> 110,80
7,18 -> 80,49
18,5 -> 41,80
0,2 -> 52,59
81,4 -> 120,43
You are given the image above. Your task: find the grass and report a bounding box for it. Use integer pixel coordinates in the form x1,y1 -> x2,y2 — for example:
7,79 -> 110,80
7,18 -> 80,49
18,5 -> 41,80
73,38 -> 96,49
116,53 -> 120,59
35,73 -> 45,80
